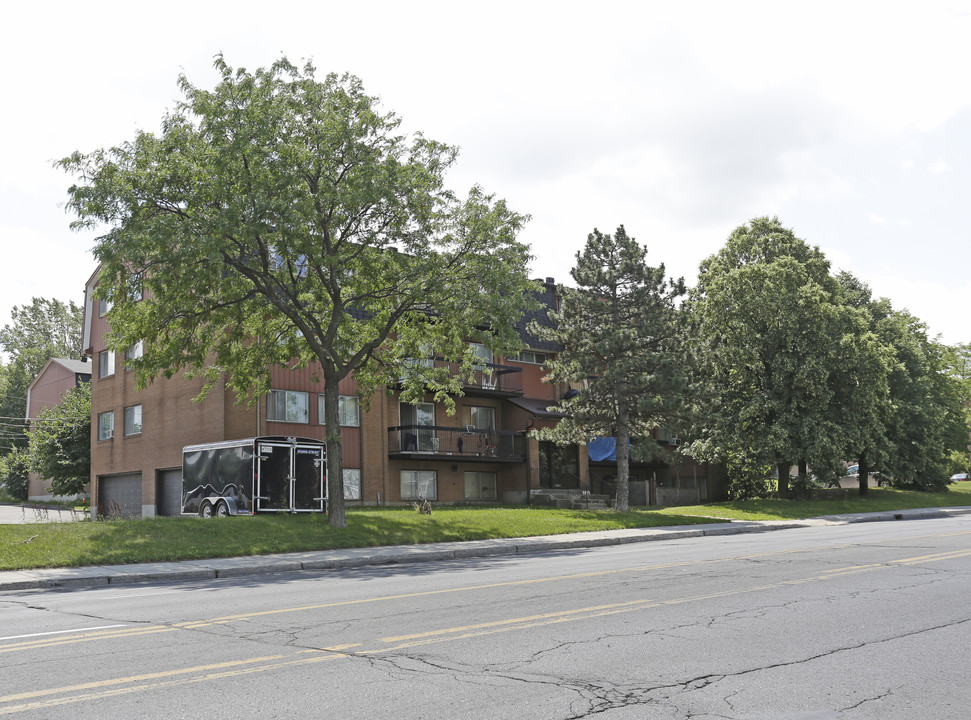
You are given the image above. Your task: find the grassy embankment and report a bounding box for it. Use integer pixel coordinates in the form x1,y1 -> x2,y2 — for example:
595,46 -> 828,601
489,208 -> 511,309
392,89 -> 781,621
2,483 -> 970,571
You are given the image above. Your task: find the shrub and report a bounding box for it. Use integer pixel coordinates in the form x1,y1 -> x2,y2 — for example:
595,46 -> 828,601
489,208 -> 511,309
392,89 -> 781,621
726,455 -> 773,500
0,447 -> 31,501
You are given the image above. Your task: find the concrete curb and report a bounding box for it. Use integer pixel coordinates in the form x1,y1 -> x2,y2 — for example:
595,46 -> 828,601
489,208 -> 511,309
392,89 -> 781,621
3,508 -> 970,593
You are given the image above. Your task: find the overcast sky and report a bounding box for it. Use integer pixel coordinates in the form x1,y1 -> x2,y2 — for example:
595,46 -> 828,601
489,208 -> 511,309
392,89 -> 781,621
2,0 -> 968,347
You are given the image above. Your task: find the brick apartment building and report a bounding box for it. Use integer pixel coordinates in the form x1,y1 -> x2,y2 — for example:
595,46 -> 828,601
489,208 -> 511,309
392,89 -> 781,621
83,271 -> 720,518
25,357 -> 92,501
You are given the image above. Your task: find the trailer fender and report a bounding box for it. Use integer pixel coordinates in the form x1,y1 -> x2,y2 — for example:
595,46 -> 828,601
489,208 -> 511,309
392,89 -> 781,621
215,498 -> 238,517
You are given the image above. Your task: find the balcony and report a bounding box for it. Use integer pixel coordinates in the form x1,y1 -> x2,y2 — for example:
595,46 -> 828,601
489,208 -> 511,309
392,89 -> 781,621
388,425 -> 526,462
459,362 -> 523,397
401,359 -> 523,397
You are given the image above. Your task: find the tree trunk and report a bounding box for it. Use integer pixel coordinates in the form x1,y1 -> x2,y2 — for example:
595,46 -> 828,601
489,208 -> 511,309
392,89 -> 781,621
777,462 -> 790,498
323,366 -> 347,528
615,409 -> 631,513
858,451 -> 870,497
798,458 -> 808,483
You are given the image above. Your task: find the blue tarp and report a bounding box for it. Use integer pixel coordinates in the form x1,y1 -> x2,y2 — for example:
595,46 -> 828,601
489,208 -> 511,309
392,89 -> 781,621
588,437 -> 629,462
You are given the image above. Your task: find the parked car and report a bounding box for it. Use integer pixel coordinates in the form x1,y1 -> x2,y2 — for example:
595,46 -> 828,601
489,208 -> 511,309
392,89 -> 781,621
950,473 -> 970,483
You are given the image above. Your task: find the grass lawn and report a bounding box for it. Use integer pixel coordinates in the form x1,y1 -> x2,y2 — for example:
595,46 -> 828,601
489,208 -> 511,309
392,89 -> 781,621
654,482 -> 971,521
2,483 -> 970,571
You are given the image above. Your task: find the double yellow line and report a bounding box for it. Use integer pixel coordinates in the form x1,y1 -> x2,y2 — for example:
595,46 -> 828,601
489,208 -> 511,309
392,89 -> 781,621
4,534 -> 971,714
0,649 -> 361,716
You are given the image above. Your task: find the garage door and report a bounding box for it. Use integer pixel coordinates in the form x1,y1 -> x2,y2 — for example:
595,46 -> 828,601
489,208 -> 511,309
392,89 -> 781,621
156,469 -> 183,517
98,473 -> 142,519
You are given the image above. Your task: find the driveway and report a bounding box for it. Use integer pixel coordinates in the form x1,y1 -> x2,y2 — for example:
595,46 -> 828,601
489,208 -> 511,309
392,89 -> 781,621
0,503 -> 88,524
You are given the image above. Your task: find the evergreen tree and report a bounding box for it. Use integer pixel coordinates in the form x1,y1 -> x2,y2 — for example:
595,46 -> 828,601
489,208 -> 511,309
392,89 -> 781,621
537,226 -> 686,511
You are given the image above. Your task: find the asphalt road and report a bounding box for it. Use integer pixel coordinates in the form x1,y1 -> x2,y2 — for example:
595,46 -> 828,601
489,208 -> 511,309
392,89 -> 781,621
3,517 -> 971,719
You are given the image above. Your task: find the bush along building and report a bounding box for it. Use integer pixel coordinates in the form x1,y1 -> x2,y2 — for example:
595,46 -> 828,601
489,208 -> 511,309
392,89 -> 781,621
83,272 -> 722,518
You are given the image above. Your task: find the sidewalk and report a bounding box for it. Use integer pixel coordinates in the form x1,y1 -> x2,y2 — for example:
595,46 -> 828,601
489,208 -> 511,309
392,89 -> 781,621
3,507 -> 970,593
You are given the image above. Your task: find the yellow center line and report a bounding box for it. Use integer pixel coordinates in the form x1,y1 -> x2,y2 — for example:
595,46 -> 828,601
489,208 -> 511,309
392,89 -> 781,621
895,548 -> 971,564
3,540 -> 971,714
374,548 -> 971,651
0,626 -> 177,654
0,650 -> 354,716
381,599 -> 651,643
188,528 -> 971,624
5,529 -> 971,652
0,654 -> 289,704
146,542 -> 892,628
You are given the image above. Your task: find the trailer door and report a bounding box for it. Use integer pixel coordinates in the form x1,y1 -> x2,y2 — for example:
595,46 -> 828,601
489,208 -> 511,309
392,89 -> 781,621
293,445 -> 326,512
256,441 -> 325,513
256,441 -> 291,511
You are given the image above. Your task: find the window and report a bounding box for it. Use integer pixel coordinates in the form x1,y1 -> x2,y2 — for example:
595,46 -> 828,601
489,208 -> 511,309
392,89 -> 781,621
98,411 -> 114,440
469,343 -> 495,389
343,469 -> 362,500
400,343 -> 434,381
464,471 -> 497,500
318,394 -> 360,427
510,350 -> 548,365
469,343 -> 493,365
128,272 -> 143,301
98,350 -> 114,378
126,340 -> 144,365
468,406 -> 496,430
266,390 -> 309,423
399,402 -> 436,451
269,247 -> 308,277
123,405 -> 142,436
400,402 -> 435,427
400,470 -> 437,500
98,297 -> 112,316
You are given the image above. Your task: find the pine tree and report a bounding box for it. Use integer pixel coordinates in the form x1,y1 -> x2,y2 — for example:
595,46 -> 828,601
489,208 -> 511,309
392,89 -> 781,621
538,226 -> 686,511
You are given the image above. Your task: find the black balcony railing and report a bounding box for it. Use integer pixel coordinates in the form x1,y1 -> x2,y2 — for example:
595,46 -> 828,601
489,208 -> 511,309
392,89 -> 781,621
459,361 -> 523,396
388,425 -> 526,462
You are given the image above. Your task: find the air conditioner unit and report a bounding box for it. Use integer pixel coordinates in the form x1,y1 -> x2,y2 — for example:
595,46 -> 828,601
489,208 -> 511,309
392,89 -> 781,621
668,436 -> 681,447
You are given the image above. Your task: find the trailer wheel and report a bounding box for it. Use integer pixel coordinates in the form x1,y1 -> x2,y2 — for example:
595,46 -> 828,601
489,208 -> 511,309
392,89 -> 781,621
214,500 -> 230,517
199,500 -> 214,518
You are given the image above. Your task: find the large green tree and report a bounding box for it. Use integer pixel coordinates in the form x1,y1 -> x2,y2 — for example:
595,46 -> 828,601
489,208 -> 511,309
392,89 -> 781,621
830,272 -> 894,495
59,56 -> 535,528
831,275 -> 964,490
873,305 -> 965,489
0,298 -> 84,453
942,342 -> 971,474
28,381 -> 91,497
686,217 -> 843,497
536,226 -> 686,511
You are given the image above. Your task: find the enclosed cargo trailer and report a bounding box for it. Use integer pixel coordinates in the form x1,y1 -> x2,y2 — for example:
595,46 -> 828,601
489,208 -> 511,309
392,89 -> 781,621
182,436 -> 326,517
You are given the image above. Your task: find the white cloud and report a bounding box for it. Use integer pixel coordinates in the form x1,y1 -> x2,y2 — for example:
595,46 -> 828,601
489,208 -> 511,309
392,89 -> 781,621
0,222 -> 94,328
1,0 -> 970,350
